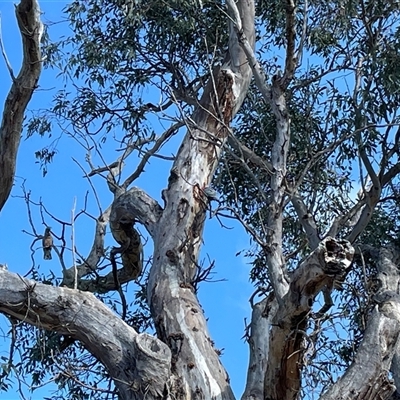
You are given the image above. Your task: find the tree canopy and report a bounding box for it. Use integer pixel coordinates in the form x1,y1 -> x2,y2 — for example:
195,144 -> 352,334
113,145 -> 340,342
1,0 -> 400,399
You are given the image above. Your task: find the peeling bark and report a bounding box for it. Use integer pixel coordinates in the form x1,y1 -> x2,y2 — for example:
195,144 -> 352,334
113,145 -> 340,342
264,238 -> 354,400
145,1 -> 256,397
147,76 -> 240,398
1,1 -> 255,396
0,0 -> 43,212
321,246 -> 400,400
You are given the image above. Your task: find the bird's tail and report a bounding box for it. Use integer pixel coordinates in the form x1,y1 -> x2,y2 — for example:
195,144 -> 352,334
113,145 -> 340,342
43,249 -> 52,260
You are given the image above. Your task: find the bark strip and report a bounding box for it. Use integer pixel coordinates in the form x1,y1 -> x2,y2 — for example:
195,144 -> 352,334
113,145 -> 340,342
321,246 -> 400,400
264,238 -> 354,400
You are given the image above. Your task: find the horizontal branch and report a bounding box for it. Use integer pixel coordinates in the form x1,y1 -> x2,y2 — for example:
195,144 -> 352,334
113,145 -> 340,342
65,262 -> 140,293
0,267 -> 171,399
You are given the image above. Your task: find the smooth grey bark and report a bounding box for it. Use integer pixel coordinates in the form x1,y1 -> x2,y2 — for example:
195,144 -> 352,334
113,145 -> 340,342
0,267 -> 171,400
320,307 -> 398,400
0,0 -> 43,213
62,186 -> 162,290
241,295 -> 277,400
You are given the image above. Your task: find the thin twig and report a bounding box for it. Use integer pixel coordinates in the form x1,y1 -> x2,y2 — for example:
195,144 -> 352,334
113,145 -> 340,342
71,197 -> 77,289
0,16 -> 16,81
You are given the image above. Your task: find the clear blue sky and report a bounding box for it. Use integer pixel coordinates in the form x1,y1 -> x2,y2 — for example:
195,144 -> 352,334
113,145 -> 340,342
0,1 -> 254,398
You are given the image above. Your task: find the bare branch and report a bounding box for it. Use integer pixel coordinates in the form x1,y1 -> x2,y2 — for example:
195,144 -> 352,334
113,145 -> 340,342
281,0 -> 297,88
382,162 -> 400,187
326,198 -> 365,238
110,187 -> 163,239
71,197 -> 77,289
122,121 -> 183,189
0,16 -> 16,81
291,194 -> 320,250
227,133 -> 273,174
346,184 -> 381,243
62,207 -> 110,285
0,268 -> 171,399
295,0 -> 308,67
225,0 -> 270,104
0,0 -> 43,212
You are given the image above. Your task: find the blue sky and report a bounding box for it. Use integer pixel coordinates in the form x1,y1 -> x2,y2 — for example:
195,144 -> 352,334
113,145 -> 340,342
0,1 -> 254,398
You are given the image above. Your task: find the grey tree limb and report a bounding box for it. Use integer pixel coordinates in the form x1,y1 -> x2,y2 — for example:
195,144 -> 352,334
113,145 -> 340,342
291,194 -> 320,251
62,187 -> 162,291
321,247 -> 400,400
241,295 -> 277,400
0,0 -> 43,212
264,237 -> 354,400
0,268 -> 171,400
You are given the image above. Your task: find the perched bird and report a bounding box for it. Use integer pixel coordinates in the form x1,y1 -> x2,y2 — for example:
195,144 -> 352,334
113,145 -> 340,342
42,227 -> 53,260
202,186 -> 219,202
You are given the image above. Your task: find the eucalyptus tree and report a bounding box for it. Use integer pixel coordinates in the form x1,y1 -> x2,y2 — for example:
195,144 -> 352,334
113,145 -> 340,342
1,0 -> 400,400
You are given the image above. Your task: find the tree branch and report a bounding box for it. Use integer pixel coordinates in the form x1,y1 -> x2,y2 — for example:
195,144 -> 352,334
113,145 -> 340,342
321,246 -> 400,399
242,294 -> 278,400
110,187 -> 163,239
227,133 -> 273,174
346,183 -> 381,243
264,237 -> 354,399
0,268 -> 171,400
143,1 -> 256,397
291,194 -> 320,251
62,207 -> 111,286
0,0 -> 43,212
122,121 -> 183,189
282,0 -> 297,88
226,0 -> 271,104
